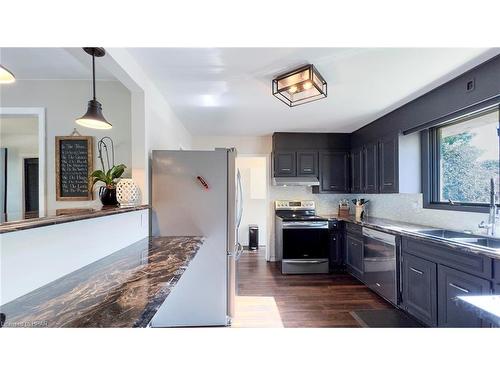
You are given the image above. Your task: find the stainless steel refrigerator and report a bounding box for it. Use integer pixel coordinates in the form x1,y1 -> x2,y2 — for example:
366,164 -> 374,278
149,148 -> 243,327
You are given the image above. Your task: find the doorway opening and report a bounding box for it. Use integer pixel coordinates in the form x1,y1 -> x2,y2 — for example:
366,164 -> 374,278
235,155 -> 269,257
23,157 -> 39,219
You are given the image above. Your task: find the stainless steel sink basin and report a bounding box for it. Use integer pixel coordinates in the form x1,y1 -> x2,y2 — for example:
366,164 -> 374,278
417,229 -> 500,249
417,229 -> 477,238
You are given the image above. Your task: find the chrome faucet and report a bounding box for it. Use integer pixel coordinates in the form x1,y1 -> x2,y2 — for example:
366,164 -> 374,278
478,178 -> 498,236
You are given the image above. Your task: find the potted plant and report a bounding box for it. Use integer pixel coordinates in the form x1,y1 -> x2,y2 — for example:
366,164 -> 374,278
90,164 -> 126,206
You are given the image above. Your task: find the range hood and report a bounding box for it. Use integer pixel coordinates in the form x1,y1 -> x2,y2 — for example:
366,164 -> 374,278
272,176 -> 320,187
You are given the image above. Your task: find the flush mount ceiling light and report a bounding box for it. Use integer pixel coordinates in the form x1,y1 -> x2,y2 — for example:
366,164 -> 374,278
0,64 -> 16,84
76,47 -> 112,130
272,64 -> 327,107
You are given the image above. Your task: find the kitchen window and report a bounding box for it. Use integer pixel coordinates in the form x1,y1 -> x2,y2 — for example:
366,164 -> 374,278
422,105 -> 500,212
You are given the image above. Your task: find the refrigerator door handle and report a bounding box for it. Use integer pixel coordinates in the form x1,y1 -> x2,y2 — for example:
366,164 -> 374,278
235,242 -> 244,260
236,169 -> 243,229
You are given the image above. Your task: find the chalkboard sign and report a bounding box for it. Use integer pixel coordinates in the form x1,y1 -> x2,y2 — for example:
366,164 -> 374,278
55,136 -> 93,201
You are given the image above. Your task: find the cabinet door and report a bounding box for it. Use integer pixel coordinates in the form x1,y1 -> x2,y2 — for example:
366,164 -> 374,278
364,142 -> 378,194
297,151 -> 318,177
402,253 -> 437,326
319,151 -> 349,192
350,148 -> 363,193
329,231 -> 342,271
274,152 -> 296,177
346,234 -> 363,280
438,265 -> 491,327
378,135 -> 398,193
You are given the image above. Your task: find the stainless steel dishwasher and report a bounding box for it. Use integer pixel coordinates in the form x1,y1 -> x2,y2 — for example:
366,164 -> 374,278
362,227 -> 397,305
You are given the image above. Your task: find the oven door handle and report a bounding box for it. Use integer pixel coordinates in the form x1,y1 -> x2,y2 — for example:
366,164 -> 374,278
282,222 -> 329,229
282,259 -> 328,264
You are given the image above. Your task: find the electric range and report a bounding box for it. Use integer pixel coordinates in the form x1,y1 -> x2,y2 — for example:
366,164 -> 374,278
274,200 -> 330,274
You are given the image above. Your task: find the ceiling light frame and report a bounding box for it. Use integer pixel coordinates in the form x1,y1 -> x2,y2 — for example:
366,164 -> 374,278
272,64 -> 327,107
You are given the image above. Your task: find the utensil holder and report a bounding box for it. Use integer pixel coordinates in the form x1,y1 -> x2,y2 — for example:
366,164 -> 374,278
355,205 -> 364,220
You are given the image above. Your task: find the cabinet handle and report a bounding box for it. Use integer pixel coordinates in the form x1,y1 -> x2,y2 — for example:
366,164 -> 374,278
303,168 -> 312,172
409,267 -> 423,275
282,168 -> 291,171
384,183 -> 393,186
449,283 -> 469,294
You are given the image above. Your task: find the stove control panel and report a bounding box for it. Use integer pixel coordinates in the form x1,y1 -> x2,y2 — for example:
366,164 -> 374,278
274,200 -> 315,210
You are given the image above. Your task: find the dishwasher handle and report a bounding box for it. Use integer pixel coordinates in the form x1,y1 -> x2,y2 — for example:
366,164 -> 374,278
362,227 -> 396,245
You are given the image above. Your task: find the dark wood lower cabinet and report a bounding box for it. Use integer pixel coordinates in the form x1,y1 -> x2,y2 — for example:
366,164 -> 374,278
345,234 -> 363,281
437,265 -> 491,327
402,253 -> 437,327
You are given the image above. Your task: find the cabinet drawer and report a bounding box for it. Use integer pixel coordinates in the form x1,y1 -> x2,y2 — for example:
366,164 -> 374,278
437,264 -> 491,327
402,237 -> 492,279
345,222 -> 362,236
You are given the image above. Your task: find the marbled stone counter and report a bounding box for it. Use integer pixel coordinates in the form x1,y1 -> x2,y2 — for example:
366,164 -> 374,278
0,236 -> 203,328
0,204 -> 149,234
321,214 -> 500,260
455,295 -> 500,327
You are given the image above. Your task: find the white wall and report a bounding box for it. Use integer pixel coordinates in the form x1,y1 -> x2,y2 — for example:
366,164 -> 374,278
236,156 -> 267,246
103,48 -> 193,204
0,117 -> 38,220
0,80 -> 132,212
192,136 -> 271,154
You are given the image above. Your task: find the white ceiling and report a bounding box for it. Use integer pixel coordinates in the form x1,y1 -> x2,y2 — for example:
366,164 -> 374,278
128,47 -> 500,136
0,48 -> 116,80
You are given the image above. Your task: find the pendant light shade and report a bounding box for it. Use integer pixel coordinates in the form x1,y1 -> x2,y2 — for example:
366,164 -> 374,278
76,47 -> 112,129
76,99 -> 112,129
0,64 -> 16,84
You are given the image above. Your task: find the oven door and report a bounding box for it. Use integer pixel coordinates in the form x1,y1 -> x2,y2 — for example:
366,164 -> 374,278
282,221 -> 329,260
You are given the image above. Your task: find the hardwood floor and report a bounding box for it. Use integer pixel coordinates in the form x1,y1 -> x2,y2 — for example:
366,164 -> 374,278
233,249 -> 394,328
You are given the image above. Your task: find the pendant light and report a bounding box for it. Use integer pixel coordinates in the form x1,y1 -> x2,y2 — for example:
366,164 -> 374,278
0,64 -> 16,84
76,47 -> 112,129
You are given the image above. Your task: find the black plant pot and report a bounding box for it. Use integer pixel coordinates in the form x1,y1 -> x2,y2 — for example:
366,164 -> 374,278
99,186 -> 118,206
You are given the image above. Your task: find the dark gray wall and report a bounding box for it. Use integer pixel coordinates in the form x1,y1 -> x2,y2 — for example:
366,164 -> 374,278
351,54 -> 500,148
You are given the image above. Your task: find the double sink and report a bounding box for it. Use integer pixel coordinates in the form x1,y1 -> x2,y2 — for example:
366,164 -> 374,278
416,229 -> 500,249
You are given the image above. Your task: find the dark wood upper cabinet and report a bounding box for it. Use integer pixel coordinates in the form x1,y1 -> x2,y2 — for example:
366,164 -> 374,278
319,151 -> 349,193
378,135 -> 399,193
350,147 -> 363,193
364,142 -> 378,193
274,152 -> 296,177
296,151 -> 318,177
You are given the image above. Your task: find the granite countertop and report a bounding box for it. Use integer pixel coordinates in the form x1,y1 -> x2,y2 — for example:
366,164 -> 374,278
0,204 -> 150,234
455,295 -> 500,327
321,214 -> 500,259
0,236 -> 204,328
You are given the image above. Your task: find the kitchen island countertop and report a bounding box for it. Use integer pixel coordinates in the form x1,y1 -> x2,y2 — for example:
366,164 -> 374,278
0,236 -> 203,328
455,295 -> 500,327
0,204 -> 150,234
